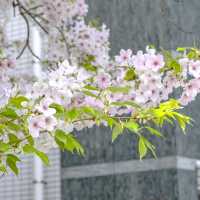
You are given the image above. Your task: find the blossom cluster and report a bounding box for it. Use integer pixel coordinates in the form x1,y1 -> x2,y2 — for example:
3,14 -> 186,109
21,60 -> 92,150
41,0 -> 88,26
0,71 -> 12,108
24,46 -> 200,149
179,58 -> 200,105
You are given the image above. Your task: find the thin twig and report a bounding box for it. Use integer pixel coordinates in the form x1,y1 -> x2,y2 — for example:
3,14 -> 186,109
73,118 -> 94,123
28,45 -> 41,60
27,5 -> 43,12
20,5 -> 48,34
16,8 -> 30,59
15,0 -> 42,60
72,115 -> 140,124
13,0 -> 48,59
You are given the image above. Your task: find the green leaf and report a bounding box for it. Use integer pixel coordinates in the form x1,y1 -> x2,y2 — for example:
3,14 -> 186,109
84,85 -> 99,91
6,154 -> 20,175
138,136 -> 147,160
176,47 -> 186,52
145,126 -> 163,137
27,135 -> 34,146
0,124 -> 6,134
9,96 -> 29,109
50,103 -> 65,114
124,121 -> 139,133
143,138 -> 157,158
163,117 -> 174,125
8,134 -> 20,145
112,124 -> 124,142
83,90 -> 99,98
55,130 -> 84,155
6,122 -> 21,131
124,68 -> 137,81
55,137 -> 65,150
35,151 -> 49,166
0,163 -> 7,173
8,154 -> 20,162
138,136 -> 157,159
65,108 -> 80,121
89,19 -> 101,28
0,142 -> 10,152
23,144 -> 34,154
103,116 -> 117,128
86,55 -> 95,62
107,86 -> 130,94
81,55 -> 97,72
170,60 -> 182,74
0,108 -> 18,119
55,129 -> 67,143
160,99 -> 180,110
187,50 -> 197,59
82,62 -> 97,72
23,144 -> 49,166
65,134 -> 84,155
173,112 -> 191,134
80,106 -> 98,117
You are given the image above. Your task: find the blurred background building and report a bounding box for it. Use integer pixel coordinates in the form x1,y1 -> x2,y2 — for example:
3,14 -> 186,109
1,0 -> 200,200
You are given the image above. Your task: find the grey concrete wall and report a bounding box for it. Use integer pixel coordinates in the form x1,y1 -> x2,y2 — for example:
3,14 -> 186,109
62,169 -> 198,200
61,155 -> 199,200
87,0 -> 200,55
62,170 -> 179,200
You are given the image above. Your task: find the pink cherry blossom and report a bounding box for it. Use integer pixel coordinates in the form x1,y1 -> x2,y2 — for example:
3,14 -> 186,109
42,116 -> 57,132
96,73 -> 111,89
84,96 -> 104,108
145,54 -> 165,72
180,93 -> 194,106
189,60 -> 200,78
28,116 -> 44,138
132,51 -> 146,71
115,49 -> 132,66
184,80 -> 199,98
35,98 -> 56,117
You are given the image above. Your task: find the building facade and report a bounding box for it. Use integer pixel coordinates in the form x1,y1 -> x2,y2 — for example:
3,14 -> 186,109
0,9 -> 62,200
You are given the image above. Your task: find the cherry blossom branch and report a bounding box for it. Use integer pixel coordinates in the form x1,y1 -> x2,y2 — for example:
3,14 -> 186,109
73,118 -> 95,123
72,115 -> 146,124
26,5 -> 43,12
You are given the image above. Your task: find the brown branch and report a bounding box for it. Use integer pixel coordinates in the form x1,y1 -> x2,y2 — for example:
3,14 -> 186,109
21,6 -> 48,34
73,118 -> 95,123
16,8 -> 30,59
15,0 -> 48,34
27,5 -> 43,12
13,0 -> 48,59
72,115 -> 140,124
